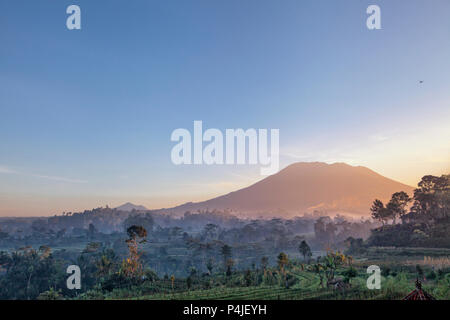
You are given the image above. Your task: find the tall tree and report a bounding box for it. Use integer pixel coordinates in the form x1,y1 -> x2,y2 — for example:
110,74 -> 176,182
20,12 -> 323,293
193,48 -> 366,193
410,175 -> 449,223
120,225 -> 147,278
370,199 -> 389,225
225,259 -> 234,277
260,256 -> 269,275
221,244 -> 232,271
298,240 -> 312,262
206,258 -> 214,275
386,191 -> 412,224
277,252 -> 289,274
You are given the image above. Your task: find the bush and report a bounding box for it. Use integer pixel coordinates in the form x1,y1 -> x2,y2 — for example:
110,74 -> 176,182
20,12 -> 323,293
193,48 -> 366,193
381,267 -> 390,277
426,270 -> 437,280
37,288 -> 64,300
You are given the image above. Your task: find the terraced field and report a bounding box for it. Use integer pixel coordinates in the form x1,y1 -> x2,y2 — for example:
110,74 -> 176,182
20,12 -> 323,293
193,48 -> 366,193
134,270 -> 365,300
122,247 -> 450,300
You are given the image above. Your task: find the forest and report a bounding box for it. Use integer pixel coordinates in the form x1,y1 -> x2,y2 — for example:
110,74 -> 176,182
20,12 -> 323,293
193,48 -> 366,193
0,174 -> 448,300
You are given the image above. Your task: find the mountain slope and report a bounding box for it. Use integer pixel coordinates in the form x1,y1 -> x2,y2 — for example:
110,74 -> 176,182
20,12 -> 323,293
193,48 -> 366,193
115,202 -> 148,212
160,162 -> 415,217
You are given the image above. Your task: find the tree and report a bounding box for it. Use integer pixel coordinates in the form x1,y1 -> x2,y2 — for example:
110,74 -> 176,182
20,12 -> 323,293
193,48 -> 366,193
370,199 -> 389,225
261,256 -> 269,276
409,175 -> 449,223
244,270 -> 252,286
170,275 -> 175,290
342,267 -> 357,285
277,252 -> 289,274
386,191 -> 412,224
322,250 -> 347,286
202,224 -> 220,241
221,244 -> 232,271
186,276 -> 192,290
127,225 -> 147,240
416,264 -> 424,280
225,258 -> 234,277
314,217 -> 337,244
0,247 -> 65,300
88,223 -> 97,239
206,258 -> 214,275
298,240 -> 312,262
123,213 -> 154,233
344,237 -> 365,255
314,217 -> 328,242
96,249 -> 118,278
120,225 -> 147,278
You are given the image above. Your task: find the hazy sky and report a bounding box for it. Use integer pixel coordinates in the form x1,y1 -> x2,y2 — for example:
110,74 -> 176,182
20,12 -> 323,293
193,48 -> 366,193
1,0 -> 449,216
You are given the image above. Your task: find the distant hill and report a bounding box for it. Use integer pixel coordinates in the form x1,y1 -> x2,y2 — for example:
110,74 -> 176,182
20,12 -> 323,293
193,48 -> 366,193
115,202 -> 148,212
157,162 -> 415,218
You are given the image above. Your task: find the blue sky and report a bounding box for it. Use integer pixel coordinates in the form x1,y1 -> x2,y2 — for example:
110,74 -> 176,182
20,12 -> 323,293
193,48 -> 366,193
1,0 -> 449,216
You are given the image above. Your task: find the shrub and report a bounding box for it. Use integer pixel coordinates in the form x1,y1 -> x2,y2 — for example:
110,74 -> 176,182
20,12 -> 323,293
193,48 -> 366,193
426,270 -> 437,280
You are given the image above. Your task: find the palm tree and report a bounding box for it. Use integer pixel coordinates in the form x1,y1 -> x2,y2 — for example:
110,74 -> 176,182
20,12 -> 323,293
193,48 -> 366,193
170,275 -> 175,291
277,252 -> 289,274
261,256 -> 269,276
323,251 -> 347,287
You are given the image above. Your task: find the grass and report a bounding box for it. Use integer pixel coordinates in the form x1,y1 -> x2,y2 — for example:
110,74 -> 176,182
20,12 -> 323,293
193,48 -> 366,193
405,256 -> 450,270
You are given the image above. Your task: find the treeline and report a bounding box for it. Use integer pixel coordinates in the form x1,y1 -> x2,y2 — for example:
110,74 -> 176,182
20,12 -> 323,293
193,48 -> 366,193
0,209 -> 262,239
368,174 -> 449,247
0,226 -> 156,300
0,223 -> 353,300
0,210 -> 376,282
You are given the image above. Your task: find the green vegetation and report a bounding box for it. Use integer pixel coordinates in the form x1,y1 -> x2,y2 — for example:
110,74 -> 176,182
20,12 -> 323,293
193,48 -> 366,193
368,174 -> 449,247
85,248 -> 450,300
0,228 -> 449,300
0,174 -> 448,300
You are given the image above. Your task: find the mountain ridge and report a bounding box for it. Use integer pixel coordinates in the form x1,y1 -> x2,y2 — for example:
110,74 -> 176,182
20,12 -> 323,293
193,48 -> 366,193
153,162 -> 414,218
115,202 -> 148,212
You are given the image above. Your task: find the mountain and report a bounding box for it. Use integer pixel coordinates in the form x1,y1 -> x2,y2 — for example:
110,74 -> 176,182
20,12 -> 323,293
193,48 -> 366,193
159,162 -> 415,218
115,202 -> 148,212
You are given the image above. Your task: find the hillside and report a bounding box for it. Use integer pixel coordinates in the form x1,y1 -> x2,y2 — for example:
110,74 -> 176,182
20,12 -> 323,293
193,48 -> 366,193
159,162 -> 414,217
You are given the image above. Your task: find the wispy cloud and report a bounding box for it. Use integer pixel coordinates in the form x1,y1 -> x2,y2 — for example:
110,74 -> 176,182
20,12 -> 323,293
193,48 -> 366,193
281,152 -> 314,160
30,174 -> 87,184
369,134 -> 389,143
0,165 -> 87,184
280,147 -> 363,167
0,165 -> 17,174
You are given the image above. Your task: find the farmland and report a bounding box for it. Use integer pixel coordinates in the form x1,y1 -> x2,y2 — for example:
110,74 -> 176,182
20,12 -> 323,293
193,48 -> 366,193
94,247 -> 449,300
